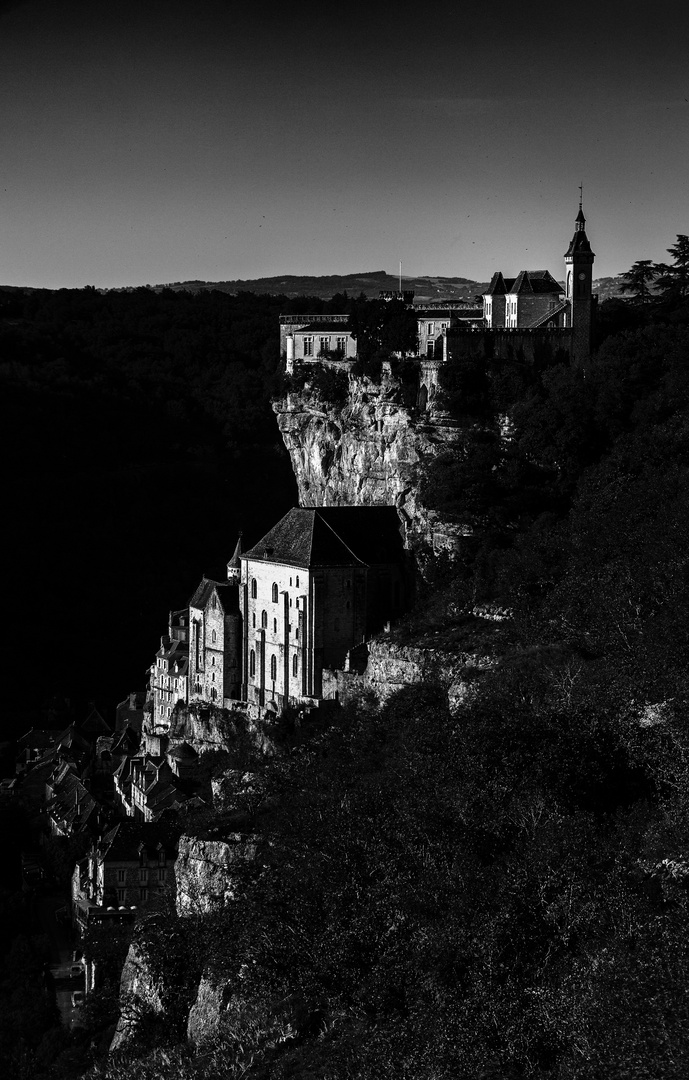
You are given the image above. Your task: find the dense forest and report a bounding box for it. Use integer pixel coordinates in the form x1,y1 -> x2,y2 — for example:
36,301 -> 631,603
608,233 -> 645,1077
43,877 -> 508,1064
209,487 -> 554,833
3,245 -> 689,1078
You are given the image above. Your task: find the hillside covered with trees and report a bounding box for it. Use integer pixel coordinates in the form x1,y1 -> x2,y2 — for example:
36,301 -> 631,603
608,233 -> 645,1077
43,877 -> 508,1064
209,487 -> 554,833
3,242 -> 689,1078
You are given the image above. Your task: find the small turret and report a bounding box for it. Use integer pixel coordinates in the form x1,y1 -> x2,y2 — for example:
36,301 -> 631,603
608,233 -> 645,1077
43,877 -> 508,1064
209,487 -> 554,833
227,534 -> 242,583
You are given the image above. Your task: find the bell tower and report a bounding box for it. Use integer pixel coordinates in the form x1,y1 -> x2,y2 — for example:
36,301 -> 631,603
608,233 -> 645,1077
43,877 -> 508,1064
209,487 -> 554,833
564,190 -> 595,363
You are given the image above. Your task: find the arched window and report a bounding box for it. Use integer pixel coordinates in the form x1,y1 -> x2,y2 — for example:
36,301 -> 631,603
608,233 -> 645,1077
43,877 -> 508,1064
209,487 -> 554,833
250,579 -> 257,598
249,650 -> 256,677
273,618 -> 277,634
270,655 -> 277,681
252,612 -> 256,628
293,654 -> 298,677
296,576 -> 300,588
210,687 -> 217,701
272,583 -> 278,603
261,610 -> 267,628
211,629 -> 217,643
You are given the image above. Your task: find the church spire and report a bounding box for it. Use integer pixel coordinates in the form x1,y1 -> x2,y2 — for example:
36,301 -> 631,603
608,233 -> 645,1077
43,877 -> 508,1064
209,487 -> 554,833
227,533 -> 243,583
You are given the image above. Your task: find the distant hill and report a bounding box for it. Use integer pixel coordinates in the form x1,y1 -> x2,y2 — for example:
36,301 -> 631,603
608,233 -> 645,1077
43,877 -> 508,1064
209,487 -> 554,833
593,275 -> 626,301
148,270 -> 489,303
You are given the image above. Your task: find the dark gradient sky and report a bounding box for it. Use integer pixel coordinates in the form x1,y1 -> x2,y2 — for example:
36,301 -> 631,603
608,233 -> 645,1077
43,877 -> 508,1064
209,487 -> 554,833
1,0 -> 687,287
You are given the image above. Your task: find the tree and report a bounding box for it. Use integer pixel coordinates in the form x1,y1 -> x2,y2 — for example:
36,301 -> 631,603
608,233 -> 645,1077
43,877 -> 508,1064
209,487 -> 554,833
619,259 -> 658,305
654,234 -> 689,304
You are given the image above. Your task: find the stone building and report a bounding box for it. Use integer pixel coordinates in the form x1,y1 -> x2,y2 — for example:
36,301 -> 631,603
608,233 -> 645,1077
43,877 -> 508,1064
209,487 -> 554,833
416,304 -> 483,359
188,576 -> 241,707
148,609 -> 189,733
240,506 -> 406,710
438,203 -> 596,368
483,269 -> 565,329
280,314 -> 357,372
72,822 -> 177,933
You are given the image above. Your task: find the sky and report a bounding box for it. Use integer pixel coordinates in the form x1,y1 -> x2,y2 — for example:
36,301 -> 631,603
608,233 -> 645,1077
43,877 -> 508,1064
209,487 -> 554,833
0,0 -> 687,288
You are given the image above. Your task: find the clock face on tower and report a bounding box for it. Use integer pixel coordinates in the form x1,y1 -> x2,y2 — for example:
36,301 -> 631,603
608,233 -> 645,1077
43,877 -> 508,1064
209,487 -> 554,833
578,272 -> 586,280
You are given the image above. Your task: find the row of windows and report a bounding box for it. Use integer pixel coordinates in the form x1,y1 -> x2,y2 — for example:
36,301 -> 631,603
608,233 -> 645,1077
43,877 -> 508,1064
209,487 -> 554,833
250,579 -> 301,600
301,336 -> 348,357
248,652 -> 300,679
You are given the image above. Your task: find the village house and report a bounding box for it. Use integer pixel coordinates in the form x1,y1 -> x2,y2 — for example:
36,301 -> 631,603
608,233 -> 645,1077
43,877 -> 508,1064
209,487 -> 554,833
148,608 -> 190,733
280,313 -> 356,372
71,821 -> 178,934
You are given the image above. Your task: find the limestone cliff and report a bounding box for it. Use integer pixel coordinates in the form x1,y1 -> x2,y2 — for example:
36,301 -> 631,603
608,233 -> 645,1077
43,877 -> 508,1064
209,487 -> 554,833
175,833 -> 258,916
273,370 -> 469,561
109,936 -> 198,1053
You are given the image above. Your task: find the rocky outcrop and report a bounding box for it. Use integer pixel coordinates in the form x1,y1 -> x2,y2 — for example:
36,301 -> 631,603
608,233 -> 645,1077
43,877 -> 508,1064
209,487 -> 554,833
365,635 -> 496,712
186,973 -> 230,1047
109,942 -> 170,1052
273,372 -> 469,559
169,702 -> 276,757
176,834 -> 258,916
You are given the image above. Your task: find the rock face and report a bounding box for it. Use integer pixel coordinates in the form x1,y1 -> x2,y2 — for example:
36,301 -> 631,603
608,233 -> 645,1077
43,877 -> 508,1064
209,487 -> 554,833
186,973 -> 231,1047
273,372 -> 468,560
365,636 -> 496,712
176,834 -> 258,916
109,942 -> 168,1052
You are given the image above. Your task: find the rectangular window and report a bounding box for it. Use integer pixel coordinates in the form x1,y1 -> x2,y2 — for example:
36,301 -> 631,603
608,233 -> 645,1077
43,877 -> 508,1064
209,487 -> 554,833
117,888 -> 126,904
158,867 -> 166,883
336,336 -> 346,354
303,337 -> 314,357
117,869 -> 126,884
139,887 -> 148,902
319,336 -> 330,354
428,323 -> 434,335
139,868 -> 149,884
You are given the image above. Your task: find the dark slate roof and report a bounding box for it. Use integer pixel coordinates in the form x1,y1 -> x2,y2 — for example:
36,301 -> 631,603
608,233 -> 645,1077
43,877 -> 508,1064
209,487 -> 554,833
565,226 -> 594,257
81,708 -> 111,735
484,272 -> 516,296
100,820 -> 179,861
189,577 -> 238,613
509,270 -> 562,295
227,535 -> 242,570
244,507 -> 403,570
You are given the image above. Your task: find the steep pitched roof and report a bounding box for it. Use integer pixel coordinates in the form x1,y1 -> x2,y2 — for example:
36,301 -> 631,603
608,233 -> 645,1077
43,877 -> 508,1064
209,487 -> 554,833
565,206 -> 594,258
188,577 -> 238,614
227,535 -> 242,572
509,270 -> 562,295
243,507 -> 403,570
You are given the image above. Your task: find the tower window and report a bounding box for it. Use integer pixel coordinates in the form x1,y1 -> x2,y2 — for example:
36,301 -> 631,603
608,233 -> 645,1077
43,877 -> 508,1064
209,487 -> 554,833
252,612 -> 256,628
249,650 -> 256,677
261,610 -> 267,628
272,583 -> 278,603
293,654 -> 298,676
270,655 -> 277,681
211,629 -> 217,643
250,579 -> 257,598
273,618 -> 277,634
